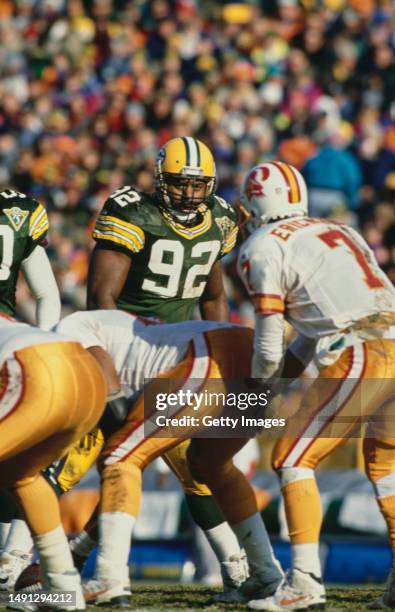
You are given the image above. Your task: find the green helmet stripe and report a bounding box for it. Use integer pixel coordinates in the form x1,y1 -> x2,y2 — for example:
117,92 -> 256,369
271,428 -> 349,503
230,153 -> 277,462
195,139 -> 201,167
182,137 -> 191,166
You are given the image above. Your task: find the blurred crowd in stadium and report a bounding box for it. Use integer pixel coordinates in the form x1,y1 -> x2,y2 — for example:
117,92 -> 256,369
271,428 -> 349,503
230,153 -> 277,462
0,0 -> 394,322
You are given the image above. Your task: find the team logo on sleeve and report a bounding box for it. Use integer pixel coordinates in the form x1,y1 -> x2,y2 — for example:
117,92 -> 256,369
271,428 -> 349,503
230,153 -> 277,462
4,207 -> 29,231
215,216 -> 235,241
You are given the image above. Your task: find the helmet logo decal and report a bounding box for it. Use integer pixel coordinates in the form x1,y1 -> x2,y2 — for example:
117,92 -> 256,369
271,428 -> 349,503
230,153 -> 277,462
245,167 -> 270,199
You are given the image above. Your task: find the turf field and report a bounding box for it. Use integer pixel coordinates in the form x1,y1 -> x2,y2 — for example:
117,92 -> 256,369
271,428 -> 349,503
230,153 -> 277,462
126,584 -> 384,610
1,584 -> 384,611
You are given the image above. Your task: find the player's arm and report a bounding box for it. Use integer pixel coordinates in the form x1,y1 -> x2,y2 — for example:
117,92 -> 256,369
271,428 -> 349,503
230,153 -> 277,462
238,243 -> 287,384
252,312 -> 285,382
87,246 -> 131,309
88,195 -> 145,309
22,199 -> 61,330
199,198 -> 238,321
199,260 -> 229,321
21,246 -> 61,330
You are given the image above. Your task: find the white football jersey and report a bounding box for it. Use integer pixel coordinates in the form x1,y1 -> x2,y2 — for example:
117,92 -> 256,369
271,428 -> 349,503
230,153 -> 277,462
238,217 -> 395,342
57,311 -> 234,399
0,315 -> 71,367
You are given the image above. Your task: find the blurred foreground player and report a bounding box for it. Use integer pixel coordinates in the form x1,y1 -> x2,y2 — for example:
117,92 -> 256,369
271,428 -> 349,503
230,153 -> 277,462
0,315 -> 106,608
238,161 -> 395,610
0,187 -> 61,587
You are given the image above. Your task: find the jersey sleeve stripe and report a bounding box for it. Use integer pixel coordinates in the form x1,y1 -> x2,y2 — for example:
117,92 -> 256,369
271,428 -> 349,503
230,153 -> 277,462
31,220 -> 49,241
222,227 -> 238,254
253,294 -> 285,314
92,229 -> 142,253
94,219 -> 144,251
223,225 -> 239,253
96,214 -> 145,243
29,203 -> 44,227
94,224 -> 143,251
29,205 -> 48,236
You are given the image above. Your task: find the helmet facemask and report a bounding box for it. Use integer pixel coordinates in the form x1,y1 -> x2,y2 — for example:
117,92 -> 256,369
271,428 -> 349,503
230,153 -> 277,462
155,137 -> 217,226
156,171 -> 216,225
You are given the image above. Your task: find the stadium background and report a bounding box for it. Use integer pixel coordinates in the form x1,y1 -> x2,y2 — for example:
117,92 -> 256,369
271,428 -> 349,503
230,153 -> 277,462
0,0 -> 394,587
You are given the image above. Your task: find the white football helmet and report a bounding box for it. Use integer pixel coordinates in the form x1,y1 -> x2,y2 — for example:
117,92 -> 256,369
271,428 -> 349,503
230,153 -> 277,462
240,161 -> 308,231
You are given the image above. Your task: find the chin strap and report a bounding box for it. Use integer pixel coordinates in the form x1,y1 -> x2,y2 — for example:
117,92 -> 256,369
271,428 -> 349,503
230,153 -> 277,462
161,205 -> 202,227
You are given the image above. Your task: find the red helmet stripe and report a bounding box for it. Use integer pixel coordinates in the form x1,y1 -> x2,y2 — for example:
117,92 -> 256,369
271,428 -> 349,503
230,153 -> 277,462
269,162 -> 301,204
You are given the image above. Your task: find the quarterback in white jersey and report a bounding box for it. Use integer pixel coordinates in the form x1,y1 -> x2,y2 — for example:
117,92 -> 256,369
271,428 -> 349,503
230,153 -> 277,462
239,206 -> 395,371
237,161 -> 395,611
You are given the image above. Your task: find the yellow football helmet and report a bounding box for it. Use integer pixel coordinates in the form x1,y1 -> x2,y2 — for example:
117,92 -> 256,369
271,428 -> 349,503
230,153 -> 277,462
155,137 -> 216,220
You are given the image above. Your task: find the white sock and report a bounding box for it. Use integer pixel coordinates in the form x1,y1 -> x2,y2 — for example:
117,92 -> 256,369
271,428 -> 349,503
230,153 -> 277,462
292,544 -> 322,578
5,519 -> 33,554
34,526 -> 75,575
204,522 -> 241,562
0,523 -> 11,552
232,513 -> 283,583
69,530 -> 96,559
96,512 -> 135,583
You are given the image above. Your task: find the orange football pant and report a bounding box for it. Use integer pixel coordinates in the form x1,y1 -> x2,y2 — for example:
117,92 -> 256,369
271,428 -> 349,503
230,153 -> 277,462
272,340 -> 395,546
0,342 -> 106,536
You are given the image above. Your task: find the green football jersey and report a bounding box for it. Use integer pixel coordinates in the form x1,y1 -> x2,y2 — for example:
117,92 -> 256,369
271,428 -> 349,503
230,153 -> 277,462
93,186 -> 238,322
0,188 -> 49,316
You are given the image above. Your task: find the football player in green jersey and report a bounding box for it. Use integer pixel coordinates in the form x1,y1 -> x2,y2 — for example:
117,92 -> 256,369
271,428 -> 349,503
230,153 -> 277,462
78,138 -> 282,602
89,137 -> 238,322
84,138 -> 249,594
0,188 -> 61,589
0,188 -> 60,327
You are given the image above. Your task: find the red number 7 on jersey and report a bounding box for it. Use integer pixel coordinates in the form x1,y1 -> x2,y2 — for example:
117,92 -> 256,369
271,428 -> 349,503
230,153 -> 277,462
318,229 -> 384,289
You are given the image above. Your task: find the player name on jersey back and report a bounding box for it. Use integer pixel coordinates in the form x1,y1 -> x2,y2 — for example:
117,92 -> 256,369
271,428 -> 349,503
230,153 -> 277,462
238,217 -> 395,340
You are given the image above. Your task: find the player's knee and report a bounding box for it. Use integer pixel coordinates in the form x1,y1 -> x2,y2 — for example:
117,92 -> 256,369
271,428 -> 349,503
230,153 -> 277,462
99,451 -> 145,474
275,466 -> 315,487
371,473 -> 395,499
186,444 -> 203,483
363,439 -> 395,488
186,444 -> 215,484
272,450 -> 318,474
187,440 -> 235,486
